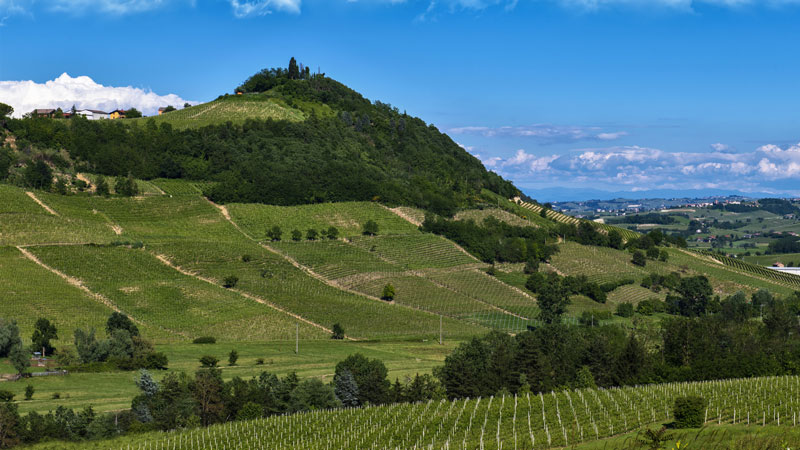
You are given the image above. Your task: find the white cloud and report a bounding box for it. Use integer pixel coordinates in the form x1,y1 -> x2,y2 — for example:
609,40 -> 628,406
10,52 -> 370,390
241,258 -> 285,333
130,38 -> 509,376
0,73 -> 194,117
710,142 -> 730,152
474,142 -> 800,193
230,0 -> 301,17
448,123 -> 628,143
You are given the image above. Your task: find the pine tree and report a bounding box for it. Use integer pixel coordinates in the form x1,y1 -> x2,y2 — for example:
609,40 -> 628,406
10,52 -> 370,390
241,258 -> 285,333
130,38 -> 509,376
136,369 -> 160,397
288,57 -> 300,80
334,369 -> 359,407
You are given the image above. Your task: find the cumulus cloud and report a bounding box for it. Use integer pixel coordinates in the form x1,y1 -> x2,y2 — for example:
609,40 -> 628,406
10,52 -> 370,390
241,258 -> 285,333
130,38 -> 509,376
468,142 -> 800,194
0,73 -> 194,117
229,0 -> 301,17
448,124 -> 628,144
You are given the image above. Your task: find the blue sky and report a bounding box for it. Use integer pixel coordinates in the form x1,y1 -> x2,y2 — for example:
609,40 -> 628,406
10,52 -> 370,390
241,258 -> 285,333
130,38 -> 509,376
1,0 -> 800,201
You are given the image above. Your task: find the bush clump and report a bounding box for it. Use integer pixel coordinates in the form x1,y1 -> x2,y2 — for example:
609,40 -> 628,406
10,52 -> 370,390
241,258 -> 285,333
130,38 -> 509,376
193,336 -> 217,344
673,395 -> 706,428
222,275 -> 239,288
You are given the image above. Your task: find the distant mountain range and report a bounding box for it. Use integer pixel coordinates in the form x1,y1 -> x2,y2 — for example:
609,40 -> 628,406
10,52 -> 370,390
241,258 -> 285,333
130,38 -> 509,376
525,186 -> 789,203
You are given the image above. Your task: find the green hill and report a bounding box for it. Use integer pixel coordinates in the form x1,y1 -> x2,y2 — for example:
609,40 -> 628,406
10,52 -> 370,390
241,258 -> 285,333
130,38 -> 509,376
6,62 -> 518,215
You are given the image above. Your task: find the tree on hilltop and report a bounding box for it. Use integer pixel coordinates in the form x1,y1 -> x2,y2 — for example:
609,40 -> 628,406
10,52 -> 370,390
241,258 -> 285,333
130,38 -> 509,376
288,57 -> 300,80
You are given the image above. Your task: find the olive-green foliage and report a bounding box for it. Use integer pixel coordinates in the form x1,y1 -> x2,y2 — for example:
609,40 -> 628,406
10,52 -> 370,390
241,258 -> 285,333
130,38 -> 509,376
331,323 -> 345,340
381,283 -> 395,301
30,318 -> 57,356
673,395 -> 706,428
632,250 -> 646,267
199,356 -> 218,368
114,174 -> 139,197
23,160 -> 52,190
228,350 -> 238,366
615,302 -> 634,318
362,220 -> 379,236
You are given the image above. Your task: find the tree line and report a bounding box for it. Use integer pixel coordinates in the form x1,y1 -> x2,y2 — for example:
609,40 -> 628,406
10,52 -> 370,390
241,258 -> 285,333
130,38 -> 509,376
436,289 -> 800,399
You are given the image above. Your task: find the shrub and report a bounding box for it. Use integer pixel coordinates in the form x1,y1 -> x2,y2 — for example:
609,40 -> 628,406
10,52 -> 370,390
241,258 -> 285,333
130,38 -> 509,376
673,395 -> 706,428
615,302 -> 634,318
306,229 -> 318,240
291,229 -> 302,241
222,275 -> 238,288
332,323 -> 345,340
0,391 -> 13,402
241,254 -> 251,262
523,259 -> 539,274
486,266 -> 497,276
632,251 -> 646,267
646,247 -> 660,260
256,358 -> 265,365
362,220 -> 379,236
52,392 -> 61,400
237,402 -> 263,421
200,355 -> 219,368
381,283 -> 395,301
659,250 -> 669,262
228,349 -> 239,366
24,385 -> 34,401
326,226 -> 339,240
636,300 -> 655,316
193,336 -> 216,344
267,225 -> 282,241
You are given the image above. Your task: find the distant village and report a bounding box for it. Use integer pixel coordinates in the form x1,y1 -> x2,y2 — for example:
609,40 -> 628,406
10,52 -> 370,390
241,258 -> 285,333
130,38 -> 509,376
29,106 -> 176,120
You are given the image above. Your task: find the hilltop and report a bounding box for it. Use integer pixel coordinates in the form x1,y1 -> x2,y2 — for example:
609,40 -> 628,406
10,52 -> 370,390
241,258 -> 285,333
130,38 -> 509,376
4,59 -> 518,215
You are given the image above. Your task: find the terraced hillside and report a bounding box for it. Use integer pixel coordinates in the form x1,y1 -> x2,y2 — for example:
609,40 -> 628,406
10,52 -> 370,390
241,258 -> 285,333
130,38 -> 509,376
33,375 -> 800,450
5,180 -> 799,344
0,184 -> 491,344
517,200 -> 641,241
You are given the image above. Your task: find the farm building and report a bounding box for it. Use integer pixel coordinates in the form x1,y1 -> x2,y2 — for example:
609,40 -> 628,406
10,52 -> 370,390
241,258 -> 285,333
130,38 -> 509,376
109,109 -> 126,119
31,108 -> 56,118
75,109 -> 110,120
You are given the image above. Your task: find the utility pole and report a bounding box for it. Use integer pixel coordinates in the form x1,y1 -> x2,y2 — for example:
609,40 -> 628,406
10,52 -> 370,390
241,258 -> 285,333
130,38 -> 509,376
439,315 -> 443,345
295,323 -> 299,354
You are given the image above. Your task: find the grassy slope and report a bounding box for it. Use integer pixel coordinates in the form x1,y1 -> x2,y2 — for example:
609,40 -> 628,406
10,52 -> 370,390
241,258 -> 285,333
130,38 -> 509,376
129,94 -> 305,129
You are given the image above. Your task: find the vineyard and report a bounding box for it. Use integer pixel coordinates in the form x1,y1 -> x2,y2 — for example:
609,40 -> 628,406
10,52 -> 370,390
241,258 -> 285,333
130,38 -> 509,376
228,201 -> 419,239
127,94 -> 305,129
516,200 -> 641,242
695,249 -> 800,290
33,376 -> 800,450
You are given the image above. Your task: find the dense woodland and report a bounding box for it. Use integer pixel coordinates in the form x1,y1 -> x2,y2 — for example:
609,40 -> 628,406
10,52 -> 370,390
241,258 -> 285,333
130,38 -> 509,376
437,289 -> 800,399
4,61 -> 518,215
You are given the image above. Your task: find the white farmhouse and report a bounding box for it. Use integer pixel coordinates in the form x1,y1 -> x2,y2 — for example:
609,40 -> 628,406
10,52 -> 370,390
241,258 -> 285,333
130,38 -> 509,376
75,109 -> 110,120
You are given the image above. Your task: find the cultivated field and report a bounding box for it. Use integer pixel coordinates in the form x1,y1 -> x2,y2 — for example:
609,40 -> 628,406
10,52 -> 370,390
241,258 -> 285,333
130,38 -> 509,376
29,376 -> 800,449
128,95 -> 305,129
